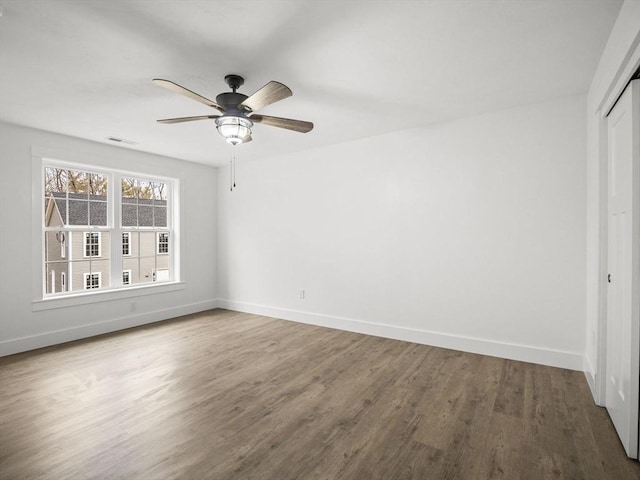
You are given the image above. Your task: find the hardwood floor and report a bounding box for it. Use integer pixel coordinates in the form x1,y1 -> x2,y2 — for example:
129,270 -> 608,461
1,309 -> 639,479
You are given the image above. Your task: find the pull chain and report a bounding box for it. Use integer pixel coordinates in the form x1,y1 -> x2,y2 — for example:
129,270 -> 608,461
229,146 -> 237,191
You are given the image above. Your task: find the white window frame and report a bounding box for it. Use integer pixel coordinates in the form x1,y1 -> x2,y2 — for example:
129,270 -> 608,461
61,272 -> 66,292
122,269 -> 132,285
34,155 -> 182,309
83,231 -> 102,258
84,272 -> 101,290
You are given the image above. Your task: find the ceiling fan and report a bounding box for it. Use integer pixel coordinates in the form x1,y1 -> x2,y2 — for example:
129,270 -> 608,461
153,74 -> 314,145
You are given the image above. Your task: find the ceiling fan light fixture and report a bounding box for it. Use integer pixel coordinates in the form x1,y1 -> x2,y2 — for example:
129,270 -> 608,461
215,116 -> 253,145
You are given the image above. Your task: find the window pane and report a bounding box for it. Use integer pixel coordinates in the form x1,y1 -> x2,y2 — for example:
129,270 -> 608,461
139,231 -> 156,257
44,231 -> 67,263
89,201 -> 107,226
46,198 -> 67,226
138,205 -> 153,227
89,173 -> 108,196
91,259 -> 110,287
138,180 -> 153,200
153,206 -> 167,227
68,200 -> 88,225
68,170 -> 89,195
45,167 -> 67,196
45,261 -> 69,294
123,257 -> 140,284
139,256 -> 156,283
122,178 -> 138,203
44,168 -> 68,227
70,261 -> 90,292
152,182 -> 167,201
122,204 -> 137,226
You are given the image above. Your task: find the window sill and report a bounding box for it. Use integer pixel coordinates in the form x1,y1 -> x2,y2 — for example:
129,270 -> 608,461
32,281 -> 186,312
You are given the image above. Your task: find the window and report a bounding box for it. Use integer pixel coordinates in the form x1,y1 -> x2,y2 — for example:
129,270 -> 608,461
84,272 -> 101,289
122,232 -> 131,256
43,161 -> 177,297
59,232 -> 66,258
84,232 -> 101,257
157,232 -> 169,254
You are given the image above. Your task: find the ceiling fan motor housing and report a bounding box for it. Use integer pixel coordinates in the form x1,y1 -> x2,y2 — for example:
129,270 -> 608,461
216,92 -> 250,113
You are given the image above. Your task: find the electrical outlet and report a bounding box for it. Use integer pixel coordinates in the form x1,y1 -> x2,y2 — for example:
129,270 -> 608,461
299,289 -> 305,300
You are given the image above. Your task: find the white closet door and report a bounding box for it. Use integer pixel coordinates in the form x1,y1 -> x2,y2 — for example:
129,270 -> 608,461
606,79 -> 640,459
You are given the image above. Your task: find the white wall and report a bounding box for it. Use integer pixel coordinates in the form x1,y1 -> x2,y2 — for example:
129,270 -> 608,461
584,0 -> 640,401
0,122 -> 218,355
217,95 -> 587,370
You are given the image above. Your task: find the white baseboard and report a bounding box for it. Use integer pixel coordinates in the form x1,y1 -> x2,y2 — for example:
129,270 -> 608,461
0,299 -> 218,357
583,354 -> 604,406
217,299 -> 584,371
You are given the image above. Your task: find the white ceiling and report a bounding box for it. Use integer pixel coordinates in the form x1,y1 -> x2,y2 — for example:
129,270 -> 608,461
0,0 -> 622,167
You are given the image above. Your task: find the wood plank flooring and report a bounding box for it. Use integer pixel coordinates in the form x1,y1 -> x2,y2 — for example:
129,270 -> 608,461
1,309 -> 639,479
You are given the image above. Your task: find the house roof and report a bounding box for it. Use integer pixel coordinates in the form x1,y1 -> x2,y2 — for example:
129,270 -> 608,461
47,192 -> 167,227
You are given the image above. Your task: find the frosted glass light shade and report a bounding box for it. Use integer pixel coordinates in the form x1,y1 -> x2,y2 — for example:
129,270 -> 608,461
215,116 -> 253,145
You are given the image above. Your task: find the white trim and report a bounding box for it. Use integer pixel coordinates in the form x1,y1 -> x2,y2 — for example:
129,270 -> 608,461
122,269 -> 132,285
584,354 -> 597,400
61,272 -> 66,292
1,299 -> 217,357
217,300 -> 584,371
590,1 -> 640,405
33,281 -> 186,311
35,156 -> 180,300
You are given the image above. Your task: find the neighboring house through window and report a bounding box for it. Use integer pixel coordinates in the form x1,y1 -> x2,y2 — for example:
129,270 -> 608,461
42,161 -> 177,296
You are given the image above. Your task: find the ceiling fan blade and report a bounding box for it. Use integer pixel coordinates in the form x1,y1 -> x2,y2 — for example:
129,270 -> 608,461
157,115 -> 220,124
250,114 -> 313,133
153,79 -> 224,111
239,81 -> 292,112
